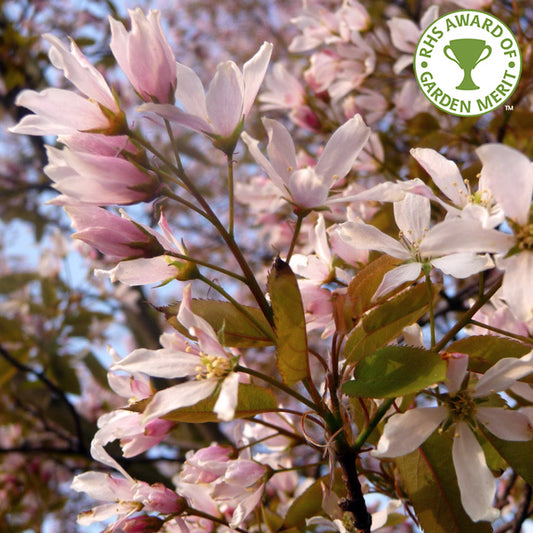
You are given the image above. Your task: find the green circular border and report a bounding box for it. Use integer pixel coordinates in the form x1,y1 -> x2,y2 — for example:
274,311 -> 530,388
413,9 -> 522,117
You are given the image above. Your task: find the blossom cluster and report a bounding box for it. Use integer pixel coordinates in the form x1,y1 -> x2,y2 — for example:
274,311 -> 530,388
8,1 -> 533,532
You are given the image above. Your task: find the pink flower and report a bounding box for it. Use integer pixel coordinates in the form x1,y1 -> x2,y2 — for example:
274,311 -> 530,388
44,145 -> 159,205
109,8 -> 177,103
477,144 -> 533,321
65,205 -> 165,259
10,34 -> 124,136
241,115 -> 370,210
138,42 -> 272,154
111,285 -> 239,422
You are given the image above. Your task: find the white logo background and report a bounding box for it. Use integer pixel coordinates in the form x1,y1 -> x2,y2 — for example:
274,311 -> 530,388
414,10 -> 521,116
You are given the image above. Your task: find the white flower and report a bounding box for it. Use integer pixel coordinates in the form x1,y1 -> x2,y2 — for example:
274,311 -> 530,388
337,193 -> 512,299
373,351 -> 533,522
112,284 -> 239,422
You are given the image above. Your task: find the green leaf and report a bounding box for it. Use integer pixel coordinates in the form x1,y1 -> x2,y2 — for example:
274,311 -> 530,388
162,299 -> 274,348
282,470 -> 345,529
447,336 -> 532,380
0,272 -> 37,294
347,254 -> 403,317
395,429 -> 493,533
343,346 -> 446,398
162,383 -> 277,423
482,429 -> 533,485
268,257 -> 308,386
344,283 -> 433,363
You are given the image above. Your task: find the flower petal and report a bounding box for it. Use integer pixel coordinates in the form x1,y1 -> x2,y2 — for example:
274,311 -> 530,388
144,380 -> 217,422
372,407 -> 446,457
174,62 -> 209,120
477,407 -> 533,441
430,252 -> 493,278
474,350 -> 533,397
393,193 -> 430,243
214,372 -> 240,422
95,256 -> 178,285
112,347 -> 199,378
497,253 -> 533,322
315,115 -> 370,185
410,148 -> 468,207
337,221 -> 410,260
452,422 -> 498,522
420,219 -> 513,256
242,42 -> 273,116
373,262 -> 422,300
206,61 -> 244,137
477,144 -> 533,225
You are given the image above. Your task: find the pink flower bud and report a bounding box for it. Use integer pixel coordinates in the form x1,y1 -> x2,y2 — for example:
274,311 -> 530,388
110,9 -> 177,103
119,515 -> 164,533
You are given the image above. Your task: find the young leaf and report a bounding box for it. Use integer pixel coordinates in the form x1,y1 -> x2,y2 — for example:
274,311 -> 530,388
347,254 -> 403,318
162,383 -> 277,423
395,429 -> 493,533
481,429 -> 533,486
344,283 -> 433,363
343,346 -> 446,398
161,299 -> 275,348
268,257 -> 308,386
447,336 -> 532,379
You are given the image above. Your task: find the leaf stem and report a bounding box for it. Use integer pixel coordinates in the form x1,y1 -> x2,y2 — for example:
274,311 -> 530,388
235,364 -> 319,414
425,271 -> 436,348
227,155 -> 235,237
197,274 -> 276,343
434,274 -> 503,352
286,211 -> 305,262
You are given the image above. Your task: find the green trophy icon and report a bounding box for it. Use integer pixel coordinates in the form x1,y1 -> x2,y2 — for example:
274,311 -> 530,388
443,38 -> 492,90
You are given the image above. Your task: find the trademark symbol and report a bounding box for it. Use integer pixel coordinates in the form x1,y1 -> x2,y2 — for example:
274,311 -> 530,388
505,104 -> 514,111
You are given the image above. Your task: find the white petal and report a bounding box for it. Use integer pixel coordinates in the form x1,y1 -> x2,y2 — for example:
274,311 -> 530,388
242,42 -> 273,116
288,167 -> 329,208
174,62 -> 209,120
137,102 -> 212,134
430,253 -> 493,278
373,262 -> 422,300
477,144 -> 533,225
240,131 -> 287,193
112,348 -> 199,378
143,380 -> 217,422
315,115 -> 370,185
372,407 -> 446,457
420,219 -> 513,256
263,118 -> 297,182
497,253 -> 533,322
393,194 -> 430,243
206,61 -> 244,137
452,422 -> 498,522
477,407 -> 533,441
337,221 -> 410,260
446,353 -> 469,396
95,256 -> 177,286
214,372 -> 240,421
474,351 -> 533,397
410,148 -> 468,207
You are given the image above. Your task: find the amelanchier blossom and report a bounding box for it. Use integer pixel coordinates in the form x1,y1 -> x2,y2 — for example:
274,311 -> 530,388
241,115 -> 370,210
373,351 -> 533,522
139,42 -> 273,154
109,8 -> 177,103
337,193 -> 513,299
9,33 -> 124,136
477,144 -> 533,322
112,284 -> 239,422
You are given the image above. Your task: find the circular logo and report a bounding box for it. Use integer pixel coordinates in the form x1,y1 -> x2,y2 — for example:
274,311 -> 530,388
414,10 -> 522,117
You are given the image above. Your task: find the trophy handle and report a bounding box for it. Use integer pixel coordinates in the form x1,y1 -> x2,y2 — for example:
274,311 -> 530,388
443,45 -> 460,66
474,45 -> 492,67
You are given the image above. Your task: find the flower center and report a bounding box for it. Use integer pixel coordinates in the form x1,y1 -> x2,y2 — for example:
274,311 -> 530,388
195,354 -> 232,380
514,222 -> 533,251
448,391 -> 477,421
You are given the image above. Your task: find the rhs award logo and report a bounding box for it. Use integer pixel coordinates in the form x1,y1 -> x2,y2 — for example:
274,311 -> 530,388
414,10 -> 521,116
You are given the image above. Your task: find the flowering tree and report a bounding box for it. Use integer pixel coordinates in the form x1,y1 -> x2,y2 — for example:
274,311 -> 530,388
2,0 -> 533,532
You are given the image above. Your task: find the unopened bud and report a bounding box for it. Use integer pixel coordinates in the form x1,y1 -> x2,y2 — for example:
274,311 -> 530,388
120,515 -> 164,533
